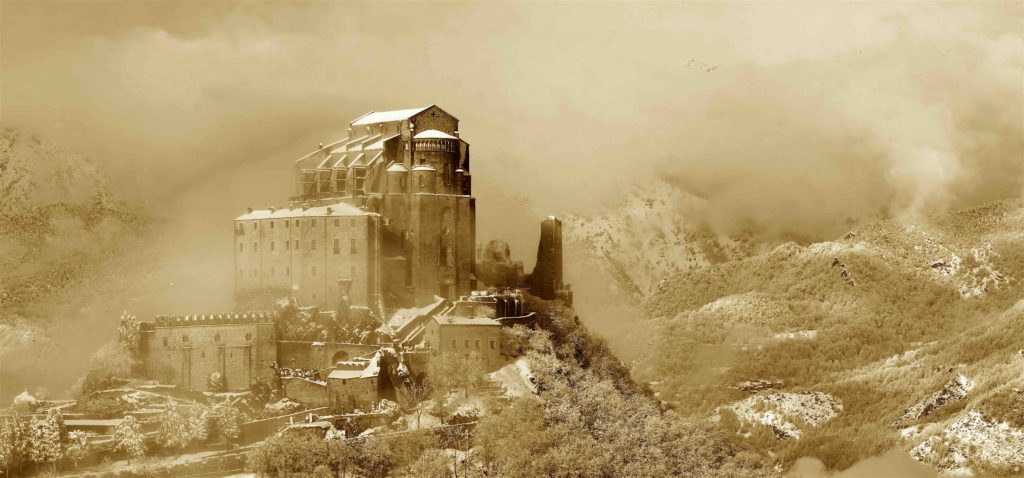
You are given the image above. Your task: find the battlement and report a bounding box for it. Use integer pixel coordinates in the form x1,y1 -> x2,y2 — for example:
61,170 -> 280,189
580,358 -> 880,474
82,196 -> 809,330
150,311 -> 279,327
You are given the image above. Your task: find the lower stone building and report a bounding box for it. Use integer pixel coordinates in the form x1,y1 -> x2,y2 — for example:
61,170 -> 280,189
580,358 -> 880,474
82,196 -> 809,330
139,313 -> 278,392
422,300 -> 502,371
327,354 -> 381,412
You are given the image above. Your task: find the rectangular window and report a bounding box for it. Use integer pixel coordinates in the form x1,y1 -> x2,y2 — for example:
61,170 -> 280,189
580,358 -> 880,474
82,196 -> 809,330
490,340 -> 496,349
252,222 -> 257,230
286,266 -> 290,276
475,340 -> 480,349
294,219 -> 299,227
311,240 -> 317,251
451,340 -> 457,349
334,218 -> 340,227
252,242 -> 258,252
270,221 -> 274,229
464,339 -> 470,348
350,219 -> 355,227
286,240 -> 290,251
333,239 -> 341,254
285,220 -> 289,229
350,238 -> 357,254
294,240 -> 299,250
351,265 -> 356,278
270,241 -> 275,251
311,219 -> 317,227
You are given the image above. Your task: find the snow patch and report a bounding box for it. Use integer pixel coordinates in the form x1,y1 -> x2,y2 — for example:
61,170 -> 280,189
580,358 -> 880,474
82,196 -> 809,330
728,391 -> 842,439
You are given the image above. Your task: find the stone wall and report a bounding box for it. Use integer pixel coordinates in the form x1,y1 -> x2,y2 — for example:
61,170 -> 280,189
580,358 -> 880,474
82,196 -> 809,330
281,377 -> 329,408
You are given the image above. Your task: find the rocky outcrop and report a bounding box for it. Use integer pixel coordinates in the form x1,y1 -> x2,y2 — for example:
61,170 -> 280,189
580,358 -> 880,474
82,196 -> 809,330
892,374 -> 974,428
728,391 -> 842,439
910,410 -> 1024,476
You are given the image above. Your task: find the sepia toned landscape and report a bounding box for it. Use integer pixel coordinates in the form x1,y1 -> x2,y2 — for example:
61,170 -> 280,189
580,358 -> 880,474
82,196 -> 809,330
1,2 -> 1022,477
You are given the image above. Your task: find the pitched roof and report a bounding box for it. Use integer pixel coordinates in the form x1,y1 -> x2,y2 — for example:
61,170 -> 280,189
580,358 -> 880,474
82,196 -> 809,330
351,107 -> 431,126
413,129 -> 458,140
235,202 -> 371,220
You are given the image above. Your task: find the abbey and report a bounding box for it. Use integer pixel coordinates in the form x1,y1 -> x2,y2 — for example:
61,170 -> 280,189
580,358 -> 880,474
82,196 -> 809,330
234,105 -> 475,312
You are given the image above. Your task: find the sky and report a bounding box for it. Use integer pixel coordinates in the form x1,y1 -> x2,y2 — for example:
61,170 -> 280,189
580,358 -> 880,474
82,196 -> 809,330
3,1 -> 1021,243
1,1 -> 1022,397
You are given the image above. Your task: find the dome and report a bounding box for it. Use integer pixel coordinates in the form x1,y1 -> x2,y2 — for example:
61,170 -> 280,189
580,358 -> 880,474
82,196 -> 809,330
413,129 -> 458,140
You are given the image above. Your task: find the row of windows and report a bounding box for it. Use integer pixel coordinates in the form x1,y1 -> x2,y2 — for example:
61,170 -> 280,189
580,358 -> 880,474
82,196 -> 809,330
449,339 -> 496,350
238,238 -> 359,254
239,265 -> 360,278
240,218 -> 359,231
162,332 -> 253,347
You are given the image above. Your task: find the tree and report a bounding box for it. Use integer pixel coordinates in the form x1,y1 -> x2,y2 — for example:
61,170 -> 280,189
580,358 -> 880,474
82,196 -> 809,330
400,381 -> 431,430
3,415 -> 30,476
118,311 -> 140,357
0,417 -> 17,476
112,415 -> 146,463
28,411 -> 61,472
157,403 -> 190,450
65,430 -> 89,470
188,408 -> 210,444
427,352 -> 486,409
217,406 -> 243,440
409,448 -> 451,478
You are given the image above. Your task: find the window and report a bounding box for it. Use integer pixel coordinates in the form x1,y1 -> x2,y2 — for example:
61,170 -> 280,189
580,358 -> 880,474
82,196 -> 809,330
475,340 -> 480,349
350,238 -> 357,254
350,219 -> 355,227
163,337 -> 168,347
311,219 -> 317,227
246,332 -> 252,341
238,243 -> 243,253
294,240 -> 299,250
451,340 -> 457,349
443,163 -> 451,186
270,241 -> 275,251
464,339 -> 470,348
333,239 -> 341,254
334,218 -> 340,227
252,222 -> 257,230
350,265 -> 356,278
182,334 -> 189,343
490,340 -> 496,349
201,352 -> 205,358
286,266 -> 290,276
294,219 -> 299,227
214,333 -> 221,342
270,221 -> 274,229
311,240 -> 317,251
252,242 -> 258,252
311,265 -> 317,276
285,220 -> 289,229
286,240 -> 290,251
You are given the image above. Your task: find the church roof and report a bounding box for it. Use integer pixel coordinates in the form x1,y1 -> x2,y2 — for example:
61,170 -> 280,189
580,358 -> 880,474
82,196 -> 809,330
351,106 -> 431,126
413,129 -> 458,140
236,202 -> 371,220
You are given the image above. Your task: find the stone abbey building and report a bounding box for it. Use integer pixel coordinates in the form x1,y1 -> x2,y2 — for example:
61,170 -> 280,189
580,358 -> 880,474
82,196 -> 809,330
234,105 -> 475,311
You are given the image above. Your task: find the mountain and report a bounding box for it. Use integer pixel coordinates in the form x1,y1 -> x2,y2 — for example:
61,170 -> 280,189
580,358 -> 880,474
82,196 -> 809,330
563,180 -> 1023,475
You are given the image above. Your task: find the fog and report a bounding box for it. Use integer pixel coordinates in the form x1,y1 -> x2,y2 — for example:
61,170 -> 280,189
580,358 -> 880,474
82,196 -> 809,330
1,2 -> 1021,398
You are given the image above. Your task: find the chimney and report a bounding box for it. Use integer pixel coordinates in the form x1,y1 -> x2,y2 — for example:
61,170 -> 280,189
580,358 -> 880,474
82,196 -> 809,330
269,207 -> 276,213
247,207 -> 253,214
318,142 -> 324,150
327,207 -> 334,215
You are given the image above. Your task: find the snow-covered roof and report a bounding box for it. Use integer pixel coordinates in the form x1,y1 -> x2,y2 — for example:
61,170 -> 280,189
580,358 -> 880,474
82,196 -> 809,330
351,107 -> 430,126
366,134 -> 399,151
432,314 -> 501,327
386,162 -> 408,172
236,202 -> 371,221
66,419 -> 123,427
412,164 -> 437,172
413,129 -> 458,140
